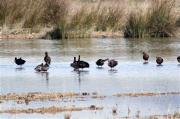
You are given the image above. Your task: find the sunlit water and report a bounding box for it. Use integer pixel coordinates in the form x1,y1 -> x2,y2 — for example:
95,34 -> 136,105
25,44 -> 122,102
0,38 -> 180,118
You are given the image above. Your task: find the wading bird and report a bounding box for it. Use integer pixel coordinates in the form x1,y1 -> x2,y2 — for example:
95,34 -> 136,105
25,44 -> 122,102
96,58 -> 108,67
14,57 -> 26,67
108,59 -> 118,69
44,52 -> 51,65
71,55 -> 89,70
35,63 -> 49,72
143,52 -> 149,63
177,56 -> 180,63
156,57 -> 163,65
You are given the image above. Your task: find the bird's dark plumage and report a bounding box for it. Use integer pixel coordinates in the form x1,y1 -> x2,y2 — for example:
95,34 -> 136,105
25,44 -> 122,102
44,52 -> 51,65
96,59 -> 108,67
156,57 -> 163,65
71,55 -> 89,70
143,52 -> 149,62
78,61 -> 89,69
71,57 -> 79,69
177,56 -> 180,63
15,57 -> 26,66
35,63 -> 49,72
108,59 -> 118,68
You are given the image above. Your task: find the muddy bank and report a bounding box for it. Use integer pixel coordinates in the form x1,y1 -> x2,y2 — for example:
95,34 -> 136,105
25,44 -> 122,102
114,92 -> 180,97
0,106 -> 103,114
0,106 -> 179,119
0,30 -> 123,40
0,92 -> 179,103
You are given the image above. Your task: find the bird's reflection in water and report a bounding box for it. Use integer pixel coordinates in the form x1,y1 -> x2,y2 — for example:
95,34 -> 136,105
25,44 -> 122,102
108,69 -> 118,74
96,67 -> 104,69
73,70 -> 89,89
156,64 -> 163,67
143,62 -> 149,65
15,67 -> 25,71
36,71 -> 49,87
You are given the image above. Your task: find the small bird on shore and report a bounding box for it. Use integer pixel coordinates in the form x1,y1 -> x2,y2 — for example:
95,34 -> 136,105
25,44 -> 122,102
156,57 -> 163,65
108,59 -> 118,69
96,58 -> 108,67
35,63 -> 49,72
44,52 -> 51,65
14,57 -> 26,66
177,56 -> 180,63
142,52 -> 149,63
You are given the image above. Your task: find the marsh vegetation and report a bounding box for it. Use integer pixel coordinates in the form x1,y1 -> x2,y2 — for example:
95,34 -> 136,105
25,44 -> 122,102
0,0 -> 179,39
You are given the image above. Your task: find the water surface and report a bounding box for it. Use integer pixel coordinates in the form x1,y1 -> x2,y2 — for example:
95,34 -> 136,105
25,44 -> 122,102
0,37 -> 180,118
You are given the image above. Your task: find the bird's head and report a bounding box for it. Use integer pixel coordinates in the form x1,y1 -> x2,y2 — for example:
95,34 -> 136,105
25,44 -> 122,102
142,52 -> 146,55
45,52 -> 48,56
78,55 -> 80,61
73,57 -> 76,62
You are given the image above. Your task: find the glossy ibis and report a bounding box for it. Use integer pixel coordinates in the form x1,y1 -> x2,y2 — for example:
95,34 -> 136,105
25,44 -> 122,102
44,52 -> 51,65
96,58 -> 108,67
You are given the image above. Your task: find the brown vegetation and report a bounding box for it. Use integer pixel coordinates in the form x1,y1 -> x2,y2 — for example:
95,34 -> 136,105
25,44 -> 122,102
0,0 -> 179,39
0,106 -> 103,114
124,0 -> 177,38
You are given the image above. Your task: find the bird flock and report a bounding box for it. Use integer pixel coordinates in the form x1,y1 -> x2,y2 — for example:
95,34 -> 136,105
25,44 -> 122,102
14,52 -> 180,72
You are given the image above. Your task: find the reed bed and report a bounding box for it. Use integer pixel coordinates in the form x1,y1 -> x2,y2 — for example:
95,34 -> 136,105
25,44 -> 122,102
0,0 -> 179,39
124,0 -> 177,38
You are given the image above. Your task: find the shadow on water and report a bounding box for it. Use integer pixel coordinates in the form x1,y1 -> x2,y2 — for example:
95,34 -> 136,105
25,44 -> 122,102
73,70 -> 89,89
96,67 -> 104,69
35,71 -> 49,87
15,67 -> 25,71
108,69 -> 118,74
143,62 -> 149,65
156,64 -> 163,67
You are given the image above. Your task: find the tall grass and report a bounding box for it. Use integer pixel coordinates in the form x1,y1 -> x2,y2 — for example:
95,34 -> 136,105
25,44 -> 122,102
147,0 -> 176,37
176,17 -> 180,27
69,2 -> 124,31
0,0 -> 178,39
0,0 -> 68,28
124,0 -> 176,38
124,11 -> 147,38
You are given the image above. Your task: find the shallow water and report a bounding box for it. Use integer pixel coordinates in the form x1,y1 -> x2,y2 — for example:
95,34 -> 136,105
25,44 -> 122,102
0,37 -> 180,118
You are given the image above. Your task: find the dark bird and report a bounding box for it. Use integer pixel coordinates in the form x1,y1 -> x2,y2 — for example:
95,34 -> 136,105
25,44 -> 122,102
78,60 -> 90,69
156,57 -> 163,65
77,55 -> 89,69
143,52 -> 149,63
35,63 -> 49,72
70,57 -> 79,69
177,56 -> 180,63
108,59 -> 118,69
44,52 -> 51,65
14,57 -> 26,66
71,55 -> 89,70
96,58 -> 108,67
